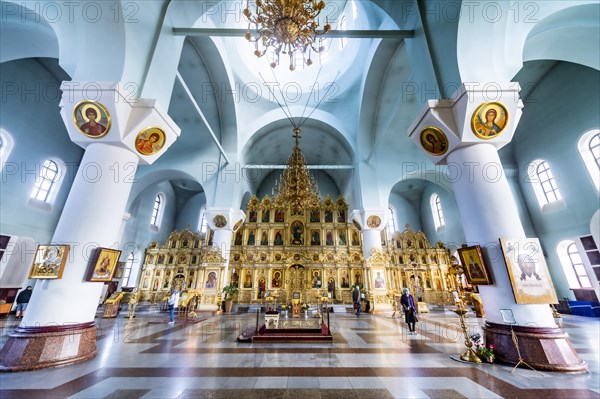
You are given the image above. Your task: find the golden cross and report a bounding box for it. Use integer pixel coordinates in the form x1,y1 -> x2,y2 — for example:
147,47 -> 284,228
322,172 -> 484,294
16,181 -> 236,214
293,128 -> 301,144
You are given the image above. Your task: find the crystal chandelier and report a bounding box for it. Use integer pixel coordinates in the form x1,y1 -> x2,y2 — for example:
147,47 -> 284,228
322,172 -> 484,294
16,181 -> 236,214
243,0 -> 331,70
274,128 -> 320,212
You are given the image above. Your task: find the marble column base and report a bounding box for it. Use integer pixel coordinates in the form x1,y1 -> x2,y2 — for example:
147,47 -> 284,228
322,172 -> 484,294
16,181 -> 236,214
484,321 -> 587,372
0,322 -> 97,372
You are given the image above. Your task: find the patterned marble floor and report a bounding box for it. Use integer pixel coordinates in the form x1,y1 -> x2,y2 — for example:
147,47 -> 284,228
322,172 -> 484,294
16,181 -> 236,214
0,308 -> 598,399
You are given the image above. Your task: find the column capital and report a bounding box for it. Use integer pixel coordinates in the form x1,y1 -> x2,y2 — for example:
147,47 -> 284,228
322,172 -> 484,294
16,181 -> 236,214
350,209 -> 388,232
59,81 -> 180,165
407,83 -> 523,165
203,208 -> 245,232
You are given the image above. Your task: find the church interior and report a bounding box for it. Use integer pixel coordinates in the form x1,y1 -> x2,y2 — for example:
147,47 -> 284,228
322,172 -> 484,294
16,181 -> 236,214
0,1 -> 599,398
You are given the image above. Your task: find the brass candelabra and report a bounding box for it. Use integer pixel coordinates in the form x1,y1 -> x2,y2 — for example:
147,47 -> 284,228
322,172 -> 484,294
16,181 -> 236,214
454,301 -> 482,363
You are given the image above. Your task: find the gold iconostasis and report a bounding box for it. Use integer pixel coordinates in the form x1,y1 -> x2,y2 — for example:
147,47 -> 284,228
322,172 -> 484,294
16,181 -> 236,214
138,195 -> 454,306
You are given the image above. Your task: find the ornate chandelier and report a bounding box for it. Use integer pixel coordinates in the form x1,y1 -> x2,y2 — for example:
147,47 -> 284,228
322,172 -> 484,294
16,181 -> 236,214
243,0 -> 331,70
274,128 -> 320,212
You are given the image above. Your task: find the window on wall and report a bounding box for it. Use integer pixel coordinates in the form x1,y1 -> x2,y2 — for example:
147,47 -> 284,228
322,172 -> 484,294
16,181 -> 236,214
0,129 -> 15,171
150,194 -> 164,228
293,51 -> 307,71
386,208 -> 396,238
430,194 -> 445,230
318,38 -> 329,64
528,160 -> 563,210
578,129 -> 600,191
121,252 -> 135,287
537,161 -> 562,203
558,240 -> 592,289
199,207 -> 208,239
338,15 -> 347,48
30,160 -> 60,202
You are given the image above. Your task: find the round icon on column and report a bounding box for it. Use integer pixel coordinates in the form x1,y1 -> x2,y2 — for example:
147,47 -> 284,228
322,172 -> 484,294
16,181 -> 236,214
419,126 -> 449,156
367,216 -> 381,228
471,102 -> 509,139
135,127 -> 166,156
73,100 -> 111,138
213,215 -> 227,228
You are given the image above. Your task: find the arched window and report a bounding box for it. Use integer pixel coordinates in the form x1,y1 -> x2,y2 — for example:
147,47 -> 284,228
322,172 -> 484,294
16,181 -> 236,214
578,129 -> 600,191
537,161 -> 562,203
150,193 -> 164,228
338,15 -> 347,48
557,240 -> 592,289
0,129 -> 15,171
30,160 -> 60,202
198,206 -> 208,239
592,133 -> 600,170
121,252 -> 135,287
527,159 -> 563,210
430,194 -> 445,230
386,207 -> 396,238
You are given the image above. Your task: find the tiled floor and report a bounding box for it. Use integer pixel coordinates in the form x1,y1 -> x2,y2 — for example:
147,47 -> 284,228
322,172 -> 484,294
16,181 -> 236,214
0,309 -> 598,399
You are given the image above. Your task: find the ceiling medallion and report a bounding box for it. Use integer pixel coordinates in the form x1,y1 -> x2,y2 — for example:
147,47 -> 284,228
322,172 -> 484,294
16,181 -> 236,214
274,128 -> 320,213
243,0 -> 331,70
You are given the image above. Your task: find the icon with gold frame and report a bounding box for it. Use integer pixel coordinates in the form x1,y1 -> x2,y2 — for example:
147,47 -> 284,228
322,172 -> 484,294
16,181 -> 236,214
457,244 -> 492,285
213,215 -> 227,228
367,216 -> 381,228
29,244 -> 70,279
420,126 -> 449,156
471,102 -> 509,139
73,100 -> 111,138
135,126 -> 166,156
87,247 -> 122,282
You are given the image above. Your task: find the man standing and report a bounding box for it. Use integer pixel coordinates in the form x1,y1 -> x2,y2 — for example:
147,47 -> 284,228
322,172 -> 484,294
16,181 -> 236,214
352,286 -> 361,318
168,288 -> 180,325
15,286 -> 33,319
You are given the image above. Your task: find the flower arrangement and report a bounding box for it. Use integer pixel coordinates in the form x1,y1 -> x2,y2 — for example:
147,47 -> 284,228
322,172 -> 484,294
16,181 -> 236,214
478,344 -> 495,359
301,303 -> 310,311
469,333 -> 495,360
280,304 -> 288,310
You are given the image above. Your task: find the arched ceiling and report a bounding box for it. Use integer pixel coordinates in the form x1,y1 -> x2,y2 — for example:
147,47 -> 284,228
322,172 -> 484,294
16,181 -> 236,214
243,118 -> 353,165
242,118 -> 354,196
164,0 -> 407,204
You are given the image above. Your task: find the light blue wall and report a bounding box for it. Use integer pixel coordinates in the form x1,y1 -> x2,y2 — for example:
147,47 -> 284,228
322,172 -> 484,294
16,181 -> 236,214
0,58 -> 83,243
419,184 -> 465,249
389,192 -> 421,231
513,62 -> 600,299
175,192 -> 206,231
121,181 -> 177,264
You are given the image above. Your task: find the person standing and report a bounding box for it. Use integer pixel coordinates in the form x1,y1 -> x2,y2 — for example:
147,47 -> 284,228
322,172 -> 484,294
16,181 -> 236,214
400,287 -> 418,334
352,286 -> 361,318
15,286 -> 33,319
168,288 -> 180,325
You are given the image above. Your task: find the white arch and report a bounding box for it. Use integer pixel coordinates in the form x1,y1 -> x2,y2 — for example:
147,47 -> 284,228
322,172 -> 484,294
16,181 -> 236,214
240,108 -> 352,154
456,1 -> 598,82
2,0 -> 127,81
0,2 -> 58,63
524,4 -> 600,71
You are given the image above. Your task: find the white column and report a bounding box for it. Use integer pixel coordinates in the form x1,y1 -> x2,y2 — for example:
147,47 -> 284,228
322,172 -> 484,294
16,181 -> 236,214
212,229 -> 233,286
23,143 -> 138,325
362,229 -> 381,262
448,143 -> 555,327
203,208 -> 245,288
